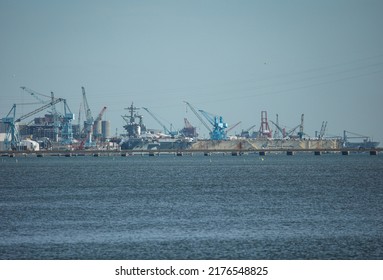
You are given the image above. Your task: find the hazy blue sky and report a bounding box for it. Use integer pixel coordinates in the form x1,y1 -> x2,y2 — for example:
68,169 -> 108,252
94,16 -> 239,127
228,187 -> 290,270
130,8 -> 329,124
1,0 -> 382,142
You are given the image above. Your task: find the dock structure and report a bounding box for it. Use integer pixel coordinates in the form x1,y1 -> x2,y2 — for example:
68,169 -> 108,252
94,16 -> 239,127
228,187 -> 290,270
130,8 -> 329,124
0,147 -> 381,157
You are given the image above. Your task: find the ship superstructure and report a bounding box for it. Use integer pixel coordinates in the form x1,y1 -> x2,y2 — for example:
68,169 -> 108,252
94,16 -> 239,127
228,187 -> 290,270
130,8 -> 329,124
120,103 -> 150,149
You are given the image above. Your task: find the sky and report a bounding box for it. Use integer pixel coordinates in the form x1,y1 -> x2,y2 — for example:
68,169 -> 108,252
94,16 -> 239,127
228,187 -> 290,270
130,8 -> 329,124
1,0 -> 383,143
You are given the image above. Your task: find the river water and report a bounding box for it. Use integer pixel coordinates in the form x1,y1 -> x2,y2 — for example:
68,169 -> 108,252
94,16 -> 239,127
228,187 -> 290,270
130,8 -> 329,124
0,153 -> 382,259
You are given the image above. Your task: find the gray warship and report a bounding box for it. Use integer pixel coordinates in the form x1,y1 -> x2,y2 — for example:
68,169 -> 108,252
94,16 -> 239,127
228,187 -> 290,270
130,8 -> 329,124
119,103 -> 194,150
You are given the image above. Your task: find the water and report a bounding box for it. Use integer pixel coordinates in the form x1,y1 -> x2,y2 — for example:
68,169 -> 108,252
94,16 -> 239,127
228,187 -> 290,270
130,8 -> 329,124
0,153 -> 382,259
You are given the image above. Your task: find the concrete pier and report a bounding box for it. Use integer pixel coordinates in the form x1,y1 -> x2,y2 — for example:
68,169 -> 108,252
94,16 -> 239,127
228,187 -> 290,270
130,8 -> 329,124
1,147 -> 382,157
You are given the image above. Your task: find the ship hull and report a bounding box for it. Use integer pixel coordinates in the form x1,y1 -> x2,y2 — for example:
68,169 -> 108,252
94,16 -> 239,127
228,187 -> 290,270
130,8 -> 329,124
120,137 -> 194,150
120,138 -> 342,151
343,141 -> 380,149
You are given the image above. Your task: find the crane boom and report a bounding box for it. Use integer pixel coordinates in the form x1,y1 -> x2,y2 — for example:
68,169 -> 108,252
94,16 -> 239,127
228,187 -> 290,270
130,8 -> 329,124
20,86 -> 49,104
81,86 -> 93,124
20,86 -> 53,100
319,121 -> 327,138
184,101 -> 211,132
270,120 -> 285,137
142,107 -> 167,133
198,110 -> 215,125
91,106 -> 106,141
226,121 -> 241,133
245,125 -> 256,131
15,98 -> 64,122
343,130 -> 371,140
95,106 -> 107,122
142,107 -> 177,136
78,103 -> 82,133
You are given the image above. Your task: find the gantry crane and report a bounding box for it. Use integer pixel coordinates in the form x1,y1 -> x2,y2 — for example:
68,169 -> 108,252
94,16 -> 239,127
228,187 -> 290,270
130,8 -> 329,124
1,99 -> 64,150
259,111 -> 272,138
142,107 -> 178,137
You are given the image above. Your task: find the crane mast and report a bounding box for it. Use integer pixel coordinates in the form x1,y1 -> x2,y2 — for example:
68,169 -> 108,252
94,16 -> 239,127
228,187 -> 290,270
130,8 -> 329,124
1,105 -> 19,150
77,103 -> 82,135
273,114 -> 281,139
298,114 -> 304,139
82,87 -> 93,124
81,86 -> 95,147
61,99 -> 75,144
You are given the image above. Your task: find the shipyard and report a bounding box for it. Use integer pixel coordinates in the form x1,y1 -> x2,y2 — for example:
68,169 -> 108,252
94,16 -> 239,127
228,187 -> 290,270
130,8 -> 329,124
2,2 -> 383,277
0,86 -> 380,156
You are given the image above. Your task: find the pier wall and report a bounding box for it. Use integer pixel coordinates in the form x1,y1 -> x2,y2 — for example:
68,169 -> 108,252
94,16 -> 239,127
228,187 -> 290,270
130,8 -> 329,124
190,139 -> 341,151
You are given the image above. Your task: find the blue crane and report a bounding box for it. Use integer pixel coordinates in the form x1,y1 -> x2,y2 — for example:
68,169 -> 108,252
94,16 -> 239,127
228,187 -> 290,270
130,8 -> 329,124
183,101 -> 228,140
198,110 -> 228,140
2,98 -> 64,150
1,105 -> 19,150
61,99 -> 75,145
20,86 -> 74,144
